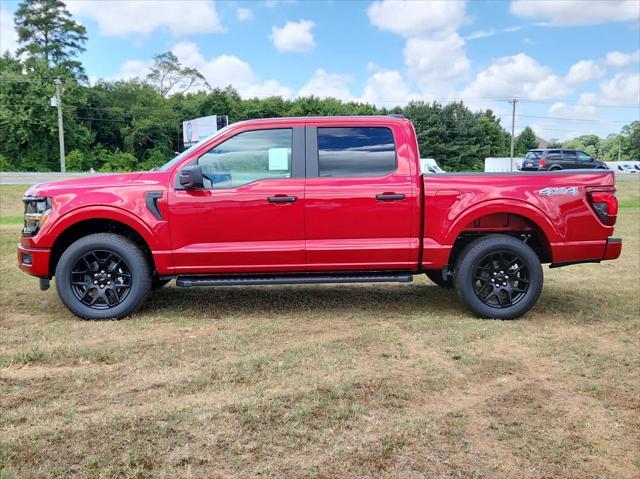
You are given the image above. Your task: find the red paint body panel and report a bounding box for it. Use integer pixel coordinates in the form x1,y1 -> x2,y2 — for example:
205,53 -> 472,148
17,116 -> 622,280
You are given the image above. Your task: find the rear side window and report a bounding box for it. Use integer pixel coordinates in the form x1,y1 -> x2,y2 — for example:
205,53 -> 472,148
563,150 -> 577,159
547,150 -> 562,160
317,127 -> 396,177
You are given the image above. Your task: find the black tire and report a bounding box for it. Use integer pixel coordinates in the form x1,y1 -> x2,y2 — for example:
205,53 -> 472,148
425,269 -> 453,288
549,166 -> 562,171
454,235 -> 543,320
152,277 -> 171,290
55,233 -> 151,320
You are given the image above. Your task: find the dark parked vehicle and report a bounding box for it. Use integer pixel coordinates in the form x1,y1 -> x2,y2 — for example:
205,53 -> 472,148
521,149 -> 607,171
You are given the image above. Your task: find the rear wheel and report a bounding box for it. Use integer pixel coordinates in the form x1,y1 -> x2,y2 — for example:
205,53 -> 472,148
55,233 -> 151,320
425,269 -> 452,288
454,235 -> 543,319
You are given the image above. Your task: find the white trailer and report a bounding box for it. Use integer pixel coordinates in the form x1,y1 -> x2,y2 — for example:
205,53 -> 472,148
484,157 -> 523,172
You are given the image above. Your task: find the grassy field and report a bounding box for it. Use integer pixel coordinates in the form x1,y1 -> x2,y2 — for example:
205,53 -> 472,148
1,178 -> 639,479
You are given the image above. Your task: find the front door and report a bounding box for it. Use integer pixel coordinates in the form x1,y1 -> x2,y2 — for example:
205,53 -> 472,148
168,127 -> 306,274
304,123 -> 417,271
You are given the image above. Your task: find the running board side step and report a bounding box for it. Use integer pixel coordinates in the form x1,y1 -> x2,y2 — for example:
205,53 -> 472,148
176,272 -> 413,288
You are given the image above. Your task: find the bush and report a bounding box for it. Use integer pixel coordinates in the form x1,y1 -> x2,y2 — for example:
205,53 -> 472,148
66,149 -> 86,172
99,151 -> 139,172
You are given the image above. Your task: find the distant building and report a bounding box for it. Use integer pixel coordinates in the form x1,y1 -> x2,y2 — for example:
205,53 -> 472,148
536,136 -> 550,149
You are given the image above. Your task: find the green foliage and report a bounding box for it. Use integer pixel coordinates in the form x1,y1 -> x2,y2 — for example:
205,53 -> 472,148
14,0 -> 87,79
65,149 -> 85,171
99,151 -> 138,172
515,126 -> 538,155
1,1 -> 637,172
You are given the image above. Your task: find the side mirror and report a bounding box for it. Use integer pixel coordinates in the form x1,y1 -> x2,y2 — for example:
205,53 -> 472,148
179,165 -> 204,189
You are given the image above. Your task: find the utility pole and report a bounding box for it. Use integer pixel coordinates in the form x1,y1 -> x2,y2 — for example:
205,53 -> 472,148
617,137 -> 621,162
54,78 -> 66,173
509,97 -> 518,171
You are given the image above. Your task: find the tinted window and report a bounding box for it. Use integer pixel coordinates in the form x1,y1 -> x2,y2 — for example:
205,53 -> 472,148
577,151 -> 594,161
563,150 -> 577,159
525,151 -> 543,159
197,129 -> 292,189
547,150 -> 562,160
317,127 -> 396,177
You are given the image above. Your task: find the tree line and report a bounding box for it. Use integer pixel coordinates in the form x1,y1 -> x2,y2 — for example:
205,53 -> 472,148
1,0 -> 637,173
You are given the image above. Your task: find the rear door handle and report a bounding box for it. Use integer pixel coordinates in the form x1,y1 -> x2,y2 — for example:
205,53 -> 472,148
268,195 -> 297,203
376,194 -> 405,201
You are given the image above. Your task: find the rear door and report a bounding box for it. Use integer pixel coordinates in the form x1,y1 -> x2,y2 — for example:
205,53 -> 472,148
304,123 -> 417,271
562,150 -> 579,168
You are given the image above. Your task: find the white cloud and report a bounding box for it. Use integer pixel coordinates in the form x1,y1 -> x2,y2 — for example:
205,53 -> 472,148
599,73 -> 640,105
465,29 -> 497,40
510,0 -> 639,26
461,53 -> 559,101
104,59 -> 153,81
171,41 -> 292,98
362,70 -> 418,106
236,7 -> 253,21
605,50 -> 640,68
0,8 -> 18,55
548,100 -> 597,119
270,19 -> 316,53
67,0 -> 222,37
367,0 -> 466,37
298,69 -> 352,99
404,33 -> 470,96
565,60 -> 605,85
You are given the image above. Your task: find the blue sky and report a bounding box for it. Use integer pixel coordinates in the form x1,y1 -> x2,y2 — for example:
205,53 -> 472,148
1,0 -> 639,140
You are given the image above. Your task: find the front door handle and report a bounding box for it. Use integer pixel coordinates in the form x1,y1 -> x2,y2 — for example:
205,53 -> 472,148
376,193 -> 405,201
268,195 -> 297,203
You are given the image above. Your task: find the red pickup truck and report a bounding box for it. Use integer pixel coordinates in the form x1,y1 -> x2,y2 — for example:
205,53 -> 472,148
18,116 -> 621,320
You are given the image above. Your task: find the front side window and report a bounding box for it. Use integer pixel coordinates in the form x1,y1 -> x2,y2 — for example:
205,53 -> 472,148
577,151 -> 594,161
197,129 -> 292,189
317,127 -> 396,177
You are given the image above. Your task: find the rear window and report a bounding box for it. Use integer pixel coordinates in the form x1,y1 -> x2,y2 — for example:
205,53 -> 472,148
525,151 -> 543,159
317,127 -> 396,177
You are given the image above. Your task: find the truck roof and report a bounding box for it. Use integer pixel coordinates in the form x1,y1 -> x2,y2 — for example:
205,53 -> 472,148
232,115 -> 413,127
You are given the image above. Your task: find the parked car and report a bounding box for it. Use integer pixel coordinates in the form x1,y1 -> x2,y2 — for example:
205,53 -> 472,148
18,116 -> 621,321
521,149 -> 607,171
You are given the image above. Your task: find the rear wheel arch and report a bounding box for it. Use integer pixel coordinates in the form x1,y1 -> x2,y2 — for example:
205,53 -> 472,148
447,212 -> 553,268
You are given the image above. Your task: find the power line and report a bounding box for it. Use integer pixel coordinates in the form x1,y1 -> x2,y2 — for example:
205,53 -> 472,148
516,114 -> 634,124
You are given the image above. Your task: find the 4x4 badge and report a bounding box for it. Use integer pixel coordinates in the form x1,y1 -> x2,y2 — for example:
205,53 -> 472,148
538,186 -> 579,196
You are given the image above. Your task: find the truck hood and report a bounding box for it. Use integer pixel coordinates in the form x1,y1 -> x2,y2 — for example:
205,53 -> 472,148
25,172 -> 144,196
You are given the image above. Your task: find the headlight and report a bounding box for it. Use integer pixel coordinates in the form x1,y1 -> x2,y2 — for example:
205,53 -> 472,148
22,196 -> 52,237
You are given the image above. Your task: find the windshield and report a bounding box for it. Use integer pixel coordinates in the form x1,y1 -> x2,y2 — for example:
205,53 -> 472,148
525,151 -> 543,160
158,125 -> 231,171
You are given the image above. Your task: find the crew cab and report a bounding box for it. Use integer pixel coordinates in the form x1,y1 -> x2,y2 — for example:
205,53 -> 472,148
18,116 -> 622,320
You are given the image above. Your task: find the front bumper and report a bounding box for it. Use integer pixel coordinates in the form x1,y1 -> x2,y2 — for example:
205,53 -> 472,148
17,243 -> 51,278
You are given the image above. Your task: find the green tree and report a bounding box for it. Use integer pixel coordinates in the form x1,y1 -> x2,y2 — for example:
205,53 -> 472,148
515,126 -> 538,156
146,51 -> 209,98
14,0 -> 87,79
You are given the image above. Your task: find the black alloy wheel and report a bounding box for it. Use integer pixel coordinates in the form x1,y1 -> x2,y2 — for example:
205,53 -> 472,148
55,233 -> 151,320
471,251 -> 529,308
70,250 -> 132,309
454,234 -> 543,319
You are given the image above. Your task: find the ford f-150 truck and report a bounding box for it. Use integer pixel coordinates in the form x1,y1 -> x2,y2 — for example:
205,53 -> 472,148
17,116 -> 622,320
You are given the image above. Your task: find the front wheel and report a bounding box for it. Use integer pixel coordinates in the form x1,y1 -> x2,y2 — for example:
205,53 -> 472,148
454,235 -> 543,319
55,233 -> 151,320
